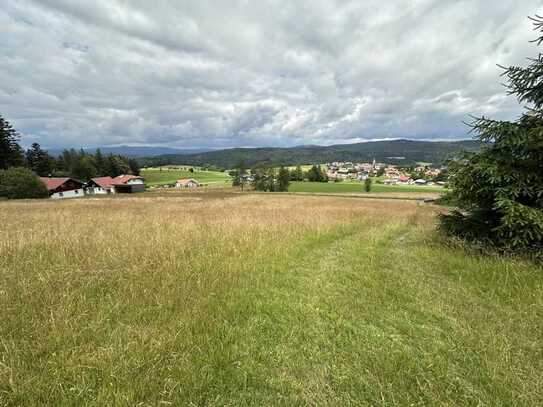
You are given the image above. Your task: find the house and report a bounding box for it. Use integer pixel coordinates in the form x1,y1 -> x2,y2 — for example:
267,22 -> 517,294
111,174 -> 146,193
86,177 -> 116,195
40,177 -> 85,199
176,178 -> 200,188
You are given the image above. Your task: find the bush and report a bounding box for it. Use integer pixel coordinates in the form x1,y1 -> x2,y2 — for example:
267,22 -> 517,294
0,167 -> 49,199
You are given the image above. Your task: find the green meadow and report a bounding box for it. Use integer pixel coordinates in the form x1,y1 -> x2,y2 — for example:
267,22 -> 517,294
288,180 -> 446,194
141,167 -> 231,186
0,192 -> 541,406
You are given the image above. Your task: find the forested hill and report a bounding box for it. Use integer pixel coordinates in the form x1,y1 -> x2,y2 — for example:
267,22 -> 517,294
141,139 -> 480,168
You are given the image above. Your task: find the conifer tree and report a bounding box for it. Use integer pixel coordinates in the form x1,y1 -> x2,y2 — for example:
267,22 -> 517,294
0,114 -> 24,169
440,15 -> 543,252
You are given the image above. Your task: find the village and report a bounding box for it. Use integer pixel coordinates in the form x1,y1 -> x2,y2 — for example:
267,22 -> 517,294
37,160 -> 447,199
326,160 -> 446,186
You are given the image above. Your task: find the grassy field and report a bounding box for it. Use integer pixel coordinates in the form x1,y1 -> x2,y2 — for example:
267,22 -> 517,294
289,180 -> 446,194
141,167 -> 231,186
1,193 -> 542,405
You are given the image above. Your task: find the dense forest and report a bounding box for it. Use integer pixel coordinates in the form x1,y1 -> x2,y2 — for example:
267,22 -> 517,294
139,139 -> 480,168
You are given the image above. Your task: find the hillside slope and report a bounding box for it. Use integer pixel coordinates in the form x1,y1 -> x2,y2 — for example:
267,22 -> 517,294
143,139 -> 479,168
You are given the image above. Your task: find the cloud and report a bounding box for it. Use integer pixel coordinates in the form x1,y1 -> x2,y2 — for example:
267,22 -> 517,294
1,0 -> 541,149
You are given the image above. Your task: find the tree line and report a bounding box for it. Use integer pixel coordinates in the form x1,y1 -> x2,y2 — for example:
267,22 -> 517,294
0,115 -> 140,179
0,115 -> 140,199
230,163 -> 329,192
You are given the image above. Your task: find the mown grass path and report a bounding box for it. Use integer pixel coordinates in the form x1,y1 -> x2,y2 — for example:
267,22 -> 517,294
0,195 -> 541,406
160,221 -> 542,405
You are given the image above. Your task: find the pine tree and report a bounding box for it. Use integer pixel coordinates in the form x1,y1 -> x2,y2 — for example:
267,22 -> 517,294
277,166 -> 290,192
26,143 -> 54,176
364,177 -> 372,193
0,114 -> 24,169
93,149 -> 106,176
440,15 -> 543,252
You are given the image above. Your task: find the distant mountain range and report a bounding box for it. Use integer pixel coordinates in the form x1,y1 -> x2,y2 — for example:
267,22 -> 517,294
47,145 -> 213,157
140,139 -> 480,168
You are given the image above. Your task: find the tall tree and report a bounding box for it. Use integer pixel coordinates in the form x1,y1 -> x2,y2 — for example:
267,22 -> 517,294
0,114 -> 24,169
440,15 -> 543,252
26,143 -> 54,176
277,166 -> 290,192
128,158 -> 141,176
93,148 -> 106,176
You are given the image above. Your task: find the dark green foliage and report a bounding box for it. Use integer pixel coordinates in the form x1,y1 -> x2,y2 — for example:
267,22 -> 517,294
71,156 -> 97,180
440,16 -> 543,252
26,143 -> 55,176
128,158 -> 141,176
277,167 -> 290,192
0,114 -> 25,170
290,165 -> 304,181
231,160 -> 247,189
251,167 -> 289,192
0,167 -> 49,199
140,140 -> 480,168
364,177 -> 372,192
305,165 -> 328,182
93,149 -> 107,175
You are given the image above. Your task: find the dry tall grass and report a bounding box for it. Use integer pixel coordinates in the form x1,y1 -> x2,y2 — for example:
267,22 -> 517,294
0,194 -> 541,406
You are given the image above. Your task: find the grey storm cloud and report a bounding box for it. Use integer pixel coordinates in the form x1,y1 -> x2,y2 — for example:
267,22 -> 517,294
1,0 -> 542,149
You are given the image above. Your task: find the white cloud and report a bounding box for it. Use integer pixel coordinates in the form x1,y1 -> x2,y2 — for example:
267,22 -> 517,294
1,0 -> 542,149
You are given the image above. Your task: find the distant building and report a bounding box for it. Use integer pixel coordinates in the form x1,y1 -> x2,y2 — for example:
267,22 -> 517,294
176,178 -> 200,188
111,175 -> 146,193
86,177 -> 116,195
40,177 -> 85,199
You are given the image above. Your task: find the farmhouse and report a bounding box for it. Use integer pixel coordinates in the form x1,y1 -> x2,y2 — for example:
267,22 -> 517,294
86,177 -> 116,195
86,175 -> 145,194
176,178 -> 200,188
40,177 -> 85,199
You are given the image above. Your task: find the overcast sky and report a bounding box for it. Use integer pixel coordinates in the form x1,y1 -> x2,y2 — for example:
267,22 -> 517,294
2,0 -> 542,149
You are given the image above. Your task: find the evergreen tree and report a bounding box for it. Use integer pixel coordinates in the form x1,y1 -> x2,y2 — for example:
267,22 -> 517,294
251,168 -> 268,191
0,114 -> 25,169
93,149 -> 106,176
26,143 -> 54,176
291,165 -> 304,181
266,168 -> 276,192
364,177 -> 372,193
440,15 -> 543,252
71,156 -> 97,180
128,158 -> 141,176
277,166 -> 290,192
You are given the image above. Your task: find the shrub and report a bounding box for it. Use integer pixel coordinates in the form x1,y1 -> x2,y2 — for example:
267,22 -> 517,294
0,167 -> 49,199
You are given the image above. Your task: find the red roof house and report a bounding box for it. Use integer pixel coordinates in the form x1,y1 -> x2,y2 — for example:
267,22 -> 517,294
40,177 -> 85,199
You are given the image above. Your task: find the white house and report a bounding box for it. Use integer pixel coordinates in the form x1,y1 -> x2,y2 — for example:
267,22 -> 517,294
40,177 -> 85,199
86,177 -> 116,195
176,178 -> 200,188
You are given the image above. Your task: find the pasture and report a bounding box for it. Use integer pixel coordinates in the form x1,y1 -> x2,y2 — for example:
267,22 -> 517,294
141,167 -> 231,187
289,180 -> 446,194
0,193 -> 541,406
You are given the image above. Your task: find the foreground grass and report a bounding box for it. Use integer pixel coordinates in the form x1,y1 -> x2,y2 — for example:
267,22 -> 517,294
0,194 -> 541,405
141,168 -> 231,186
289,180 -> 445,194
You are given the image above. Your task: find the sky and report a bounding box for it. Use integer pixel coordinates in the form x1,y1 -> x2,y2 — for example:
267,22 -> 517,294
2,0 -> 543,150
